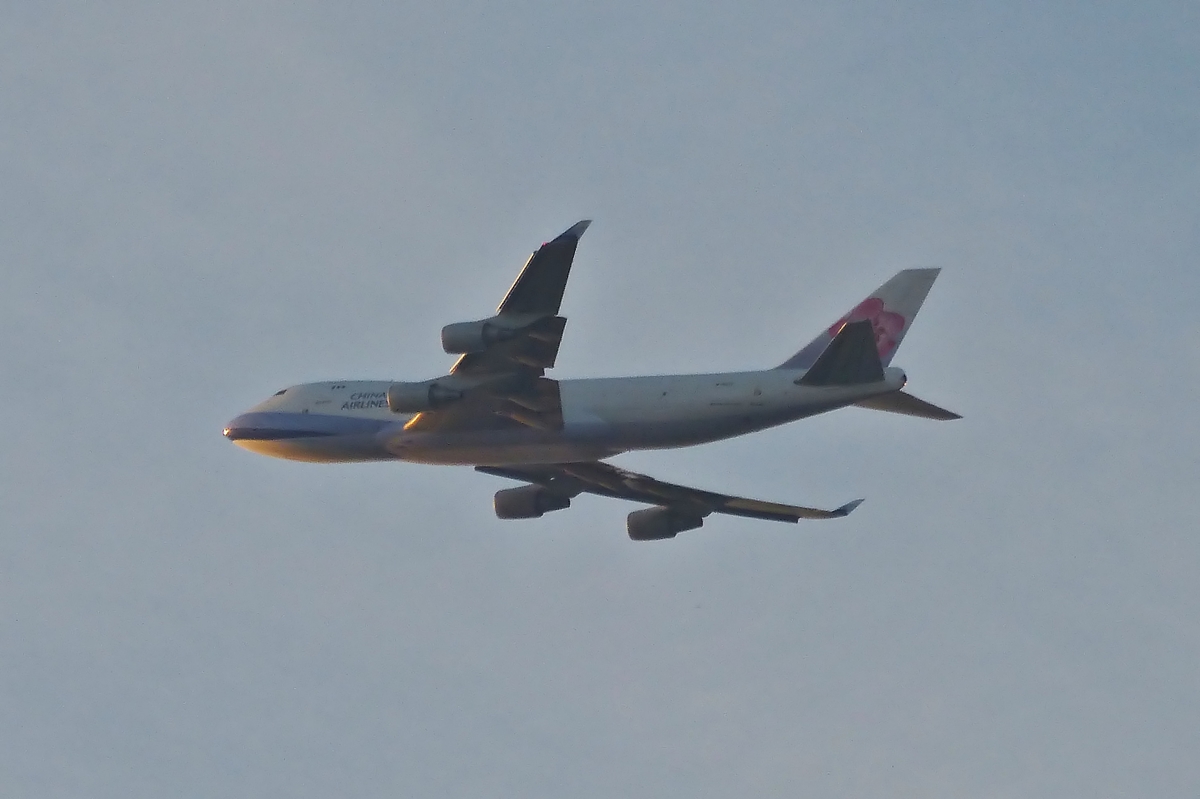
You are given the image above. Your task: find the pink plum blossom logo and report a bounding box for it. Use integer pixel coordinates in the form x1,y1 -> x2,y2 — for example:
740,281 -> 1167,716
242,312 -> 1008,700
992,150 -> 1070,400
829,298 -> 907,361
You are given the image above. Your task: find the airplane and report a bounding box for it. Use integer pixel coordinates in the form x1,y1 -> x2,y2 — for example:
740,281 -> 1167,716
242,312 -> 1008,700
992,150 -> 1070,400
224,220 -> 958,540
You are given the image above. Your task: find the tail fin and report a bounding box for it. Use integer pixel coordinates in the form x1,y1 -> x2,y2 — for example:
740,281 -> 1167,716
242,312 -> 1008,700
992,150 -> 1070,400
777,268 -> 941,370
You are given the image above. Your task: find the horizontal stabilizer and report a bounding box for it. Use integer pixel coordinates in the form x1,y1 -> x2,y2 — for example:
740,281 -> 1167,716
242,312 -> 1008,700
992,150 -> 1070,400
854,390 -> 961,420
797,320 -> 885,386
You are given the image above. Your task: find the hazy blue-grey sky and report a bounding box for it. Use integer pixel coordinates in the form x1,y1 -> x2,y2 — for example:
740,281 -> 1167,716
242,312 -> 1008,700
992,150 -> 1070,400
2,3 -> 1198,796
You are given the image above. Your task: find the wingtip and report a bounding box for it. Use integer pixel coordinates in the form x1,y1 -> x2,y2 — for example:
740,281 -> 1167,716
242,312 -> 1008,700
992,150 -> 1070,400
563,219 -> 592,239
894,266 -> 941,281
833,498 -> 865,517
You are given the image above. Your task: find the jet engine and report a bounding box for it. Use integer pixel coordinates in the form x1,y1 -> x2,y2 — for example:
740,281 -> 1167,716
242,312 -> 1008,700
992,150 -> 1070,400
441,317 -> 519,354
626,507 -> 705,541
494,485 -> 572,519
386,380 -> 464,413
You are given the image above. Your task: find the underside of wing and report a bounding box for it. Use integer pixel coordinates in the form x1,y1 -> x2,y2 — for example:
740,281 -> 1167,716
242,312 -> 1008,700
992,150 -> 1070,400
496,219 -> 591,316
448,219 -> 590,381
399,221 -> 590,434
476,461 -> 863,530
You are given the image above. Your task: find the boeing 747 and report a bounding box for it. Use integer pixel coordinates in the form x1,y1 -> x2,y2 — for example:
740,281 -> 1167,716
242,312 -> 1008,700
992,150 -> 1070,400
225,221 -> 958,539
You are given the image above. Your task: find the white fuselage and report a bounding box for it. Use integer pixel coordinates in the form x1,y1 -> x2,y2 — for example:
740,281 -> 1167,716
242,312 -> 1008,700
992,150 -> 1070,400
224,367 -> 906,465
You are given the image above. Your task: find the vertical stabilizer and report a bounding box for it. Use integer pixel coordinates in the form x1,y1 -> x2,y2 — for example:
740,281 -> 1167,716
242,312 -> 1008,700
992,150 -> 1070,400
777,268 -> 941,369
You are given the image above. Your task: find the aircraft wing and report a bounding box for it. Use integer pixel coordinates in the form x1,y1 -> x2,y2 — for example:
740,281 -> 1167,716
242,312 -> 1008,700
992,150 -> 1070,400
404,221 -> 590,434
476,461 -> 863,523
449,219 -> 591,380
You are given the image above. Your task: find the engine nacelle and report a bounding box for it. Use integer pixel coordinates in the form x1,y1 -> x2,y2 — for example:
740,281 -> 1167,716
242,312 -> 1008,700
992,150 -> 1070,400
386,380 -> 463,413
627,507 -> 704,541
494,485 -> 572,519
441,317 -> 519,354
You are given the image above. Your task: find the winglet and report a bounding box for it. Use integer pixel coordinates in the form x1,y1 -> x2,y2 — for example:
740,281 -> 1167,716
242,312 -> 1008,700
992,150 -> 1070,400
832,498 -> 865,517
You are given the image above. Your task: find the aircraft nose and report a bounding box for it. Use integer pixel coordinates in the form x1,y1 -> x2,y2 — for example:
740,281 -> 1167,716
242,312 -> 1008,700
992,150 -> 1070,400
223,414 -> 249,441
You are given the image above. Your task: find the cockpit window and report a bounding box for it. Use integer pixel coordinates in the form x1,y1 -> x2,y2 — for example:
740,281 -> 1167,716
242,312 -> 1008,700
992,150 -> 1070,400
274,389 -> 288,396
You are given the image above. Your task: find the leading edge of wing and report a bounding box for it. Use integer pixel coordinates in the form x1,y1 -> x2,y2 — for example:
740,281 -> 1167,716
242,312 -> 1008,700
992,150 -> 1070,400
476,462 -> 862,523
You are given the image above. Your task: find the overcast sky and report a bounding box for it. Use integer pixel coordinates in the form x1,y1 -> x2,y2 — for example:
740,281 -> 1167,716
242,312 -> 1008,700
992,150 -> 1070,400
2,2 -> 1198,797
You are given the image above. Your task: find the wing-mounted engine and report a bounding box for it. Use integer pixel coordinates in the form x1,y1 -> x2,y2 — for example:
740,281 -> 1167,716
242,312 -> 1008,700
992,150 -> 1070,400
386,378 -> 465,413
626,507 -> 706,540
493,484 -> 573,519
442,313 -> 567,372
441,317 -> 520,353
